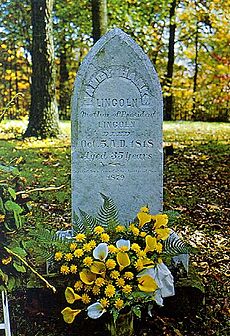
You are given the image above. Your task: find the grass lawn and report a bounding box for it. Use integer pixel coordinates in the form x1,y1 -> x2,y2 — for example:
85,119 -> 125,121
0,120 -> 229,335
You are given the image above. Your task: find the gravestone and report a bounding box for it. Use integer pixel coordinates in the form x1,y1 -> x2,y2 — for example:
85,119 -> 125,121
71,28 -> 163,224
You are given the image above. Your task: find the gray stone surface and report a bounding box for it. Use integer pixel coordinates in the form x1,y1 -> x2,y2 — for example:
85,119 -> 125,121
72,28 -> 163,224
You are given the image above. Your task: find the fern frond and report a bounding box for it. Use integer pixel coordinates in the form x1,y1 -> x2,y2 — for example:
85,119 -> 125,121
163,230 -> 192,256
28,227 -> 69,260
79,209 -> 99,233
97,193 -> 120,229
73,211 -> 85,234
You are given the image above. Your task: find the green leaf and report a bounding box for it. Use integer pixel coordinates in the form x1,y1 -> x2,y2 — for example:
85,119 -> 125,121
132,305 -> 142,318
8,187 -> 16,200
97,193 -> 120,229
7,277 -> 16,291
164,230 -> 193,256
13,262 -> 26,273
73,211 -> 85,234
0,197 -> 5,213
4,200 -> 23,228
0,268 -> 8,284
0,164 -> 19,175
10,246 -> 27,258
79,209 -> 99,233
4,200 -> 23,213
112,308 -> 119,323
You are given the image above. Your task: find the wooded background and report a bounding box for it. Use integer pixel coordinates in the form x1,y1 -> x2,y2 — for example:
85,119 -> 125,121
0,0 -> 229,124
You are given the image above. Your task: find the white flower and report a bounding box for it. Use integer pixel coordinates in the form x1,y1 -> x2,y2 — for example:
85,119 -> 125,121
87,302 -> 106,319
93,243 -> 108,261
138,262 -> 175,305
116,239 -> 130,251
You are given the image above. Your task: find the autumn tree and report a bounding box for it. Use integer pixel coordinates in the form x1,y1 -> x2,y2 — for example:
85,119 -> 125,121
54,0 -> 91,119
164,0 -> 177,121
24,0 -> 60,138
0,0 -> 31,117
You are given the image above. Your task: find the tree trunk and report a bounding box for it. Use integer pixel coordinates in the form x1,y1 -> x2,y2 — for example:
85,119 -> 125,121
59,35 -> 70,120
92,0 -> 108,43
164,0 -> 177,121
25,0 -> 60,138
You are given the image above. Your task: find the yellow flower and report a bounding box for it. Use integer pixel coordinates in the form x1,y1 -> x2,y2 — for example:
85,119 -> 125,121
75,233 -> 86,242
69,243 -> 77,251
156,242 -> 163,253
54,251 -> 63,261
60,265 -> 70,274
152,214 -> 168,229
122,285 -> 132,294
137,250 -> 146,258
138,275 -> 158,292
74,249 -> 84,258
80,269 -> 96,285
115,225 -> 125,232
131,243 -> 141,252
65,287 -> 81,304
124,272 -> 134,280
74,280 -> 83,291
81,293 -> 91,304
132,227 -> 140,236
116,278 -> 125,287
89,240 -> 96,248
145,235 -> 163,253
155,228 -> 170,241
100,233 -> 110,242
142,258 -> 154,268
92,285 -> 100,295
83,243 -> 93,252
140,206 -> 149,213
110,270 -> 120,279
106,259 -> 116,270
135,259 -> 144,271
70,264 -> 78,273
1,256 -> 12,265
83,256 -> 93,267
114,299 -> 124,310
117,252 -> 130,270
140,231 -> 147,238
105,284 -> 116,297
137,208 -> 152,228
108,245 -> 118,254
91,261 -> 106,276
61,307 -> 81,324
95,277 -> 105,287
0,214 -> 5,223
84,285 -> 92,292
94,226 -> 104,234
64,253 -> 73,261
100,298 -> 109,308
145,235 -> 157,253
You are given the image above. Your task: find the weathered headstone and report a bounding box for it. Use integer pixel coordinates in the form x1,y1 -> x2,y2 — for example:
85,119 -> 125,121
72,28 -> 163,224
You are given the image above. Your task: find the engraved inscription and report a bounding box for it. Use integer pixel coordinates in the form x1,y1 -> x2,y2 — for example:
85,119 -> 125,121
77,70 -> 157,175
84,65 -> 151,106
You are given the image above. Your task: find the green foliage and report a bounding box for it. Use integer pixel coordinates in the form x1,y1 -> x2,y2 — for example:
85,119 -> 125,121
163,230 -> 194,256
0,167 -> 29,291
26,227 -> 69,263
97,193 -> 120,229
74,194 -> 120,234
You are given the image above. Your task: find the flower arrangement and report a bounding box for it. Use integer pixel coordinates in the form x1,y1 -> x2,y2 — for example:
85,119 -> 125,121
53,194 -> 191,325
